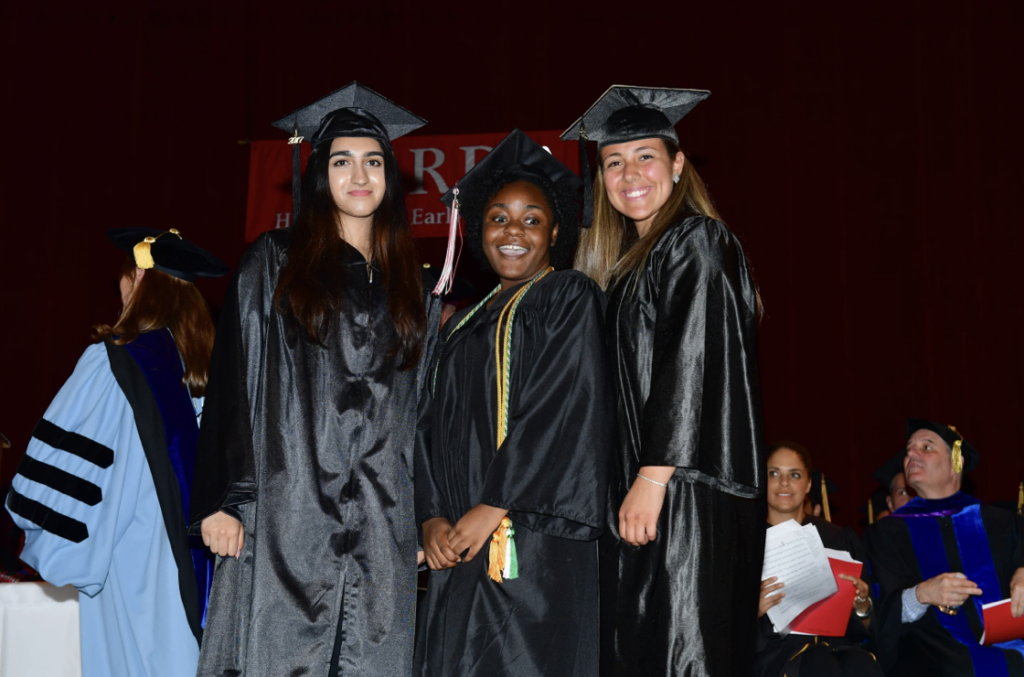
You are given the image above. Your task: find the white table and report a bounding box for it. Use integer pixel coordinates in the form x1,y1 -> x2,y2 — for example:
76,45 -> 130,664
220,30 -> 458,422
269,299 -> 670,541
0,583 -> 81,677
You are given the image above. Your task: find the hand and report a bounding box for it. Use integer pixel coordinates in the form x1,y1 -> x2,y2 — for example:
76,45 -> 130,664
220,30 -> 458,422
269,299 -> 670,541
839,574 -> 871,615
619,466 -> 673,547
422,518 -> 459,571
759,576 -> 785,618
916,572 -> 983,608
201,511 -> 244,558
417,550 -> 425,567
1011,567 -> 1024,618
447,505 -> 508,563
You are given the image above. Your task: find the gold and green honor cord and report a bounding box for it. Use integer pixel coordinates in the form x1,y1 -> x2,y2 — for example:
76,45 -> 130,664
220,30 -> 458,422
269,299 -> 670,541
434,266 -> 553,582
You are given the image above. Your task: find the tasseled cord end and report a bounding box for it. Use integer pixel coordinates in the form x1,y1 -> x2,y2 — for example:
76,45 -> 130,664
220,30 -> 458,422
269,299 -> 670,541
432,185 -> 463,296
289,129 -> 304,222
487,516 -> 519,583
578,124 -> 594,228
132,229 -> 181,269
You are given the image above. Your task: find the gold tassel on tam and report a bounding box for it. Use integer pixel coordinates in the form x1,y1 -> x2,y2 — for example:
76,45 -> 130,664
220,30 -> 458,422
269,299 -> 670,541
821,473 -> 831,523
948,425 -> 964,474
133,237 -> 157,269
867,497 -> 874,525
1017,482 -> 1023,516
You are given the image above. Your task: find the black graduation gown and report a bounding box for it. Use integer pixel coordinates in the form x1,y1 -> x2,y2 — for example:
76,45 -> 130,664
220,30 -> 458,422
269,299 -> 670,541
602,215 -> 767,676
414,270 -> 616,677
189,230 -> 440,677
864,503 -> 1024,676
755,515 -> 880,677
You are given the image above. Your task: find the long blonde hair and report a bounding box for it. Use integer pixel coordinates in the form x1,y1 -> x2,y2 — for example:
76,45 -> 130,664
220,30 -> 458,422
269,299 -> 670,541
574,140 -> 721,291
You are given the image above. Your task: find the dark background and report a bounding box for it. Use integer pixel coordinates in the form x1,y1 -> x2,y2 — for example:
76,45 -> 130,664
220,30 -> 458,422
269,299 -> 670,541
2,1 -> 1022,536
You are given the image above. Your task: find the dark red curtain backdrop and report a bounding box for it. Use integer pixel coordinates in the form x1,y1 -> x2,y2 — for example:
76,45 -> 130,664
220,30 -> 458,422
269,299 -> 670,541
2,1 -> 1022,530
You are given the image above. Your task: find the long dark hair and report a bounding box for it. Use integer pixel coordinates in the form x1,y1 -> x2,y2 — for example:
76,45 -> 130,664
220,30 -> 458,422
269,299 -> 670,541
273,138 -> 426,369
94,255 -> 217,397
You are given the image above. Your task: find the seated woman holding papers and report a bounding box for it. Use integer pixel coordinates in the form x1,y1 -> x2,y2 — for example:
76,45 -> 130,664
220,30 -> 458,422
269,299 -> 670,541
756,442 -> 883,677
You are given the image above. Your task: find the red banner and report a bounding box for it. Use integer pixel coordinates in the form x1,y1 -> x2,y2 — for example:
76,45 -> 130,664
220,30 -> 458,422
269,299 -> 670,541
245,130 -> 579,241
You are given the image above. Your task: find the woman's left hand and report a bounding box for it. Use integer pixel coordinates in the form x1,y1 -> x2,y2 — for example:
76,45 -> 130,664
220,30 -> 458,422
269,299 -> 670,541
840,574 -> 871,614
447,504 -> 508,563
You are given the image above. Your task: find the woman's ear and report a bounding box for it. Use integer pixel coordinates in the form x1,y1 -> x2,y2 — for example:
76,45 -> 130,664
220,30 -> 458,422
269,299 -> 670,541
672,152 -> 686,179
550,223 -> 560,247
135,268 -> 146,283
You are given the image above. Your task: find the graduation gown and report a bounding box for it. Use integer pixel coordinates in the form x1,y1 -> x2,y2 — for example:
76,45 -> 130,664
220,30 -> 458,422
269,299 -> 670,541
602,215 -> 766,676
414,270 -> 616,677
190,230 -> 440,677
755,515 -> 881,677
6,330 -> 207,677
864,494 -> 1024,676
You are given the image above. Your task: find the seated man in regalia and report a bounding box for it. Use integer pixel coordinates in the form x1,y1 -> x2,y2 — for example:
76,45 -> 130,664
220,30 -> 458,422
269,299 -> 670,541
865,418 -> 1024,676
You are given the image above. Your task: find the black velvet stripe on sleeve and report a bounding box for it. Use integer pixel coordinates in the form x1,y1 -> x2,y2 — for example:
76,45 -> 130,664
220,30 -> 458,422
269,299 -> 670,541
16,455 -> 102,506
32,418 -> 114,469
6,488 -> 89,543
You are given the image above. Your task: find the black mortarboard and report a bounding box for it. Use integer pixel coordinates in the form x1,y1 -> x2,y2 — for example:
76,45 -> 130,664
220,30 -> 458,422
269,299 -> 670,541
859,489 -> 890,524
440,129 -> 582,212
906,418 -> 979,473
560,85 -> 709,227
271,82 -> 427,218
872,449 -> 909,490
108,228 -> 229,282
561,85 -> 711,148
808,469 -> 839,521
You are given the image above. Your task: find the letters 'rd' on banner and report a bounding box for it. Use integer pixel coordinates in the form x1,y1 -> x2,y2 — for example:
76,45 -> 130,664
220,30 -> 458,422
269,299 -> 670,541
245,130 -> 579,241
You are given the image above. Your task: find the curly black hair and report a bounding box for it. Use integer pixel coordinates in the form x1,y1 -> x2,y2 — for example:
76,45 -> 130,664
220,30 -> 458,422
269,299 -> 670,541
460,167 -> 580,271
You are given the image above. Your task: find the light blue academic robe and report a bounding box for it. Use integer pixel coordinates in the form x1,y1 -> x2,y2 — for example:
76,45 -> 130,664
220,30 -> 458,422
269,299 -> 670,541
7,341 -> 202,677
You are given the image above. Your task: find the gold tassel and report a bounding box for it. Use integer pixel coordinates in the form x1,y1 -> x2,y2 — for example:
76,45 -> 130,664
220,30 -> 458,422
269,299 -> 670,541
1017,482 -> 1023,515
821,473 -> 831,523
487,528 -> 503,583
948,425 -> 964,474
867,497 -> 874,525
133,237 -> 157,269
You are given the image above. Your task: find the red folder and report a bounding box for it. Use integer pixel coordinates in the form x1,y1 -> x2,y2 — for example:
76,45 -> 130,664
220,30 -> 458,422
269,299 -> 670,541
982,599 -> 1024,645
789,557 -> 862,637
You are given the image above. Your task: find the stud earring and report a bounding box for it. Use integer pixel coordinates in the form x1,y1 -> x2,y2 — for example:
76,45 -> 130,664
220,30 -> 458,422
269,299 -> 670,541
673,174 -> 680,184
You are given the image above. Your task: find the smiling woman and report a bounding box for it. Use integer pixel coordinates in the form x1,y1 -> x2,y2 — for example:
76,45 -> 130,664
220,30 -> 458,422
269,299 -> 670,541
415,129 -> 616,677
189,84 -> 441,677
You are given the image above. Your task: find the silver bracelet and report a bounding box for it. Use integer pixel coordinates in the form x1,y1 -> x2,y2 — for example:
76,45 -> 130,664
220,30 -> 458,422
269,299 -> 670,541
636,473 -> 668,488
854,596 -> 873,618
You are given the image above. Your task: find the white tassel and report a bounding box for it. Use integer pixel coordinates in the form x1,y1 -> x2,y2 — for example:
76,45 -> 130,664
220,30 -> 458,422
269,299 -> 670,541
432,186 -> 462,296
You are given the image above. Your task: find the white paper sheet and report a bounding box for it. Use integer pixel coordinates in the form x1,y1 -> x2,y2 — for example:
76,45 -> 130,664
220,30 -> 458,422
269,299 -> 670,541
762,520 -> 839,634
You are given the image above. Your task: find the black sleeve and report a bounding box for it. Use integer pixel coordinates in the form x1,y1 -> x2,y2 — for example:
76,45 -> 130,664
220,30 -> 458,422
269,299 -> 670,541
477,275 -> 616,541
638,219 -> 764,497
414,353 -> 449,527
863,520 -> 923,672
188,235 -> 275,531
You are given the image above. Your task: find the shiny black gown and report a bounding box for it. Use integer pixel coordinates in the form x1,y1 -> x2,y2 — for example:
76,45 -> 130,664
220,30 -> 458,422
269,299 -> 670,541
189,230 -> 440,677
755,515 -> 881,677
414,270 -> 616,677
602,215 -> 766,676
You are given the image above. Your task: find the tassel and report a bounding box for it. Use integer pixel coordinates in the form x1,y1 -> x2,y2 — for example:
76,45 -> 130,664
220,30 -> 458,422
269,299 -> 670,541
133,237 -> 157,269
1017,482 -> 1023,515
578,124 -> 593,228
867,497 -> 874,525
289,129 -> 303,222
505,520 -> 519,580
821,473 -> 831,522
432,186 -> 463,296
487,527 -> 503,583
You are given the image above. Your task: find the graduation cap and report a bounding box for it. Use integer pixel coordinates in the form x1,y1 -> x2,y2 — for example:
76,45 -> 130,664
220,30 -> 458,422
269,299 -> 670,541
808,469 -> 839,522
859,489 -> 890,525
872,449 -> 908,491
108,228 -> 229,282
906,418 -> 979,474
271,82 -> 427,219
440,128 -> 582,210
559,85 -> 710,227
432,130 -> 582,292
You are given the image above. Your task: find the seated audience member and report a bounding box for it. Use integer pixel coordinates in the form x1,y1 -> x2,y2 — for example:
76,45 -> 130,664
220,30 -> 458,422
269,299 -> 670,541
864,419 -> 1024,676
757,442 -> 883,677
874,449 -> 916,515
